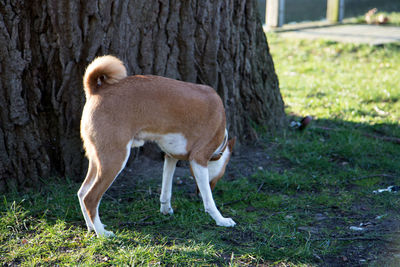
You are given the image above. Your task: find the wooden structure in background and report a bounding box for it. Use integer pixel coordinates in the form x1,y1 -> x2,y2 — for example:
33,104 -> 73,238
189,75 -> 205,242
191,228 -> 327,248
327,0 -> 345,23
266,0 -> 285,27
266,0 -> 345,27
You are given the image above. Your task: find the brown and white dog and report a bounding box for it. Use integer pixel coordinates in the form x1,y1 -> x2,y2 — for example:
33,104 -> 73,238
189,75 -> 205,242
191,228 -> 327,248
78,55 -> 236,237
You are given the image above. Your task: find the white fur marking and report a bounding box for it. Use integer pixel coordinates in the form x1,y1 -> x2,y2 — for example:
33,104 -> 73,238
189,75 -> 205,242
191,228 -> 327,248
131,139 -> 144,147
93,212 -> 114,237
78,183 -> 94,231
208,146 -> 230,181
160,157 -> 178,215
190,161 -> 236,227
138,132 -> 187,155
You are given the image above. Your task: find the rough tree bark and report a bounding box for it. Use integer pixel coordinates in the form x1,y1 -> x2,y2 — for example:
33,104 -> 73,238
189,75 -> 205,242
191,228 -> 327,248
0,0 -> 285,191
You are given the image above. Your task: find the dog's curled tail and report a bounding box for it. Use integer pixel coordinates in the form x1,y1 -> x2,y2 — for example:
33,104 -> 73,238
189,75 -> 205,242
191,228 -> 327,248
83,55 -> 127,96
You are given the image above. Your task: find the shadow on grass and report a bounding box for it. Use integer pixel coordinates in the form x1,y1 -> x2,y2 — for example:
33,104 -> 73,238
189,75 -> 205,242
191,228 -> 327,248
1,117 -> 400,266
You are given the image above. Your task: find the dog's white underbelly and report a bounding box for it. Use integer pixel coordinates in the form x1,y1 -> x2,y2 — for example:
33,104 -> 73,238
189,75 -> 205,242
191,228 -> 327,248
131,132 -> 188,155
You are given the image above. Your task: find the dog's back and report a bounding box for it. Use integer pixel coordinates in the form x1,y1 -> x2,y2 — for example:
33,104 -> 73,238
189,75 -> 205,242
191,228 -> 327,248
82,58 -> 226,164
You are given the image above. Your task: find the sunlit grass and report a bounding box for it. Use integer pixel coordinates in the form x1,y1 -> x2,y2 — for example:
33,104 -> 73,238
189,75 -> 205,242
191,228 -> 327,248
268,36 -> 400,125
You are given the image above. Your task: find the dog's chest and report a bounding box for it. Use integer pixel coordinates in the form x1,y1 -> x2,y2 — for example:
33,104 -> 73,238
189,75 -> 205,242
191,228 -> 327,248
132,132 -> 188,156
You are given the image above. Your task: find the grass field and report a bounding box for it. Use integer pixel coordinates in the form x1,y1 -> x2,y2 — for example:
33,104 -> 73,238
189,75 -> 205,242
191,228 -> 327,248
2,16 -> 400,266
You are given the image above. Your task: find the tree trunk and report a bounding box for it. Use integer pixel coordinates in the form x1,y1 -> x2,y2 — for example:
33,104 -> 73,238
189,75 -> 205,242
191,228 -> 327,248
0,0 -> 285,191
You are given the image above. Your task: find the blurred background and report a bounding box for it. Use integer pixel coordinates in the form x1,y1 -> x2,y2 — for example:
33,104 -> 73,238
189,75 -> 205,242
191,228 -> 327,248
257,0 -> 400,24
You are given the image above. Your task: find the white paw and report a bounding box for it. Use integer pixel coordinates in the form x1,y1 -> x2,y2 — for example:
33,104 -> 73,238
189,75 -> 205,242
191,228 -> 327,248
97,229 -> 115,238
160,206 -> 174,215
216,217 -> 236,227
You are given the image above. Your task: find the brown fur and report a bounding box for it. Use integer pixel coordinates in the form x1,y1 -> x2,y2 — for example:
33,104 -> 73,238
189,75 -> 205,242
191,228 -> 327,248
83,55 -> 127,96
80,55 -> 231,229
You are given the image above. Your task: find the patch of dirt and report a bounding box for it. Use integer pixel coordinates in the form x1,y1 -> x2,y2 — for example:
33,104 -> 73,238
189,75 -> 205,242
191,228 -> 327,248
111,141 -> 281,194
314,216 -> 400,266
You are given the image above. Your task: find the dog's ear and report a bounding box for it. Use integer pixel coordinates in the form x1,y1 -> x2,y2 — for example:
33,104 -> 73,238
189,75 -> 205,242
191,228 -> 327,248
227,137 -> 236,152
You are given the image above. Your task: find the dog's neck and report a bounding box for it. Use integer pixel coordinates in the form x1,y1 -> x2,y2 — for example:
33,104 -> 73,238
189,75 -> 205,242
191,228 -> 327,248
210,129 -> 228,161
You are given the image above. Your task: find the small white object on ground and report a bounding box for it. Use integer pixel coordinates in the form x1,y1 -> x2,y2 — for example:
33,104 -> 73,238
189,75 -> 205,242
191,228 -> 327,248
290,121 -> 301,128
373,185 -> 399,194
349,226 -> 364,231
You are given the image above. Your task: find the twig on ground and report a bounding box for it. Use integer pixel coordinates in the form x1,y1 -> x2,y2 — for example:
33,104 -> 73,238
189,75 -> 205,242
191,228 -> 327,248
313,236 -> 389,242
314,126 -> 338,131
335,237 -> 387,242
363,133 -> 400,145
118,216 -> 153,226
256,182 -> 265,193
350,173 -> 396,181
223,197 -> 247,207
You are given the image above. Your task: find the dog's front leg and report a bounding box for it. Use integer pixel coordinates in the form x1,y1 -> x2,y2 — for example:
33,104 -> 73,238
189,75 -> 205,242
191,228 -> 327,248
190,160 -> 236,227
160,155 -> 178,215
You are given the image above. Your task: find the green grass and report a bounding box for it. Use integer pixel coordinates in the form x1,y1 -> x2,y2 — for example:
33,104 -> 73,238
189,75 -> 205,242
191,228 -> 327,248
2,13 -> 400,266
270,36 -> 400,125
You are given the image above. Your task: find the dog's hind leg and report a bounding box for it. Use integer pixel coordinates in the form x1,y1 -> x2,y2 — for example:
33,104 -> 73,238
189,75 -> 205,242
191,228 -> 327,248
77,159 -> 97,232
83,141 -> 132,237
190,160 -> 236,227
160,155 -> 178,215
